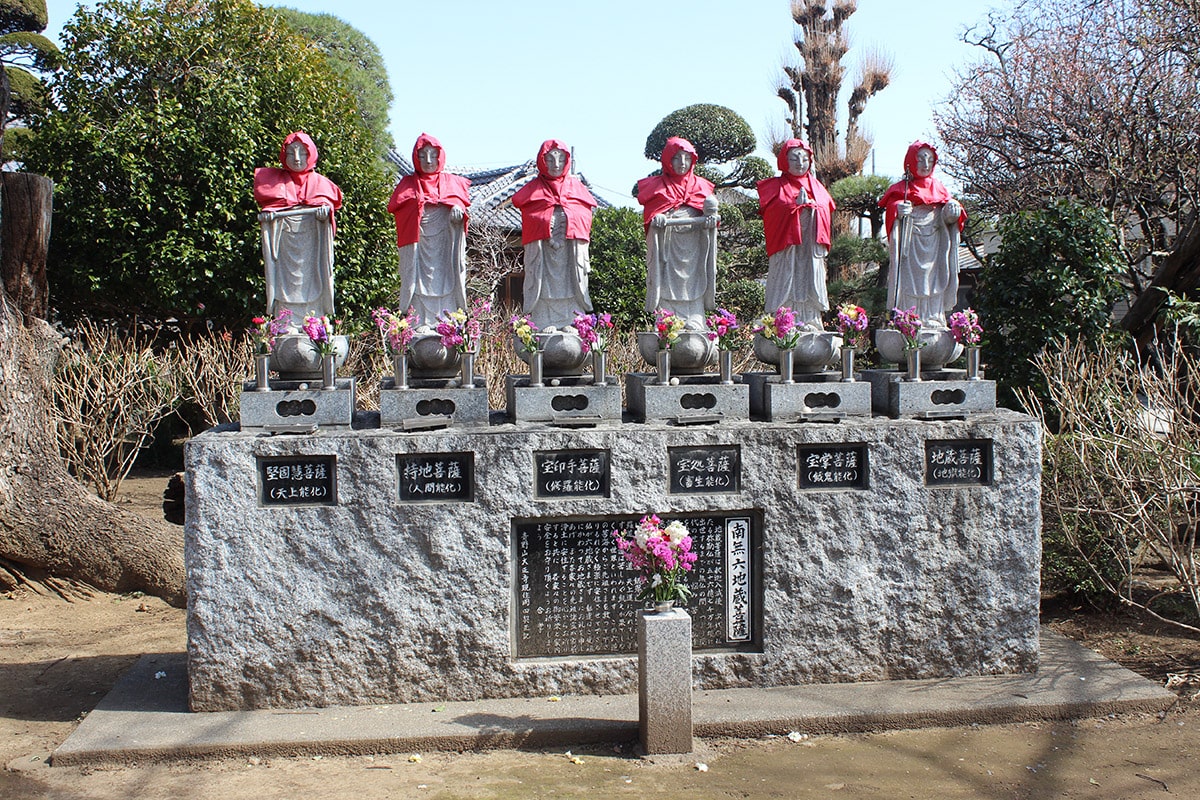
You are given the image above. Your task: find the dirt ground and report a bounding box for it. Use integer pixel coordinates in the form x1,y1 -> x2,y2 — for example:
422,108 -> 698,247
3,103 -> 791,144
2,474 -> 1199,800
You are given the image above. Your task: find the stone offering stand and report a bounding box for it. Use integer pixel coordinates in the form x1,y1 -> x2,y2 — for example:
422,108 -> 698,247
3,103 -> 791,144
188,352 -> 1035,711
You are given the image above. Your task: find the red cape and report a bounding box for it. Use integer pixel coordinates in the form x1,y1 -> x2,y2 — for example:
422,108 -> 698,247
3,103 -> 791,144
387,133 -> 471,247
636,137 -> 714,232
253,131 -> 343,231
879,140 -> 966,237
511,139 -> 597,245
756,139 -> 834,256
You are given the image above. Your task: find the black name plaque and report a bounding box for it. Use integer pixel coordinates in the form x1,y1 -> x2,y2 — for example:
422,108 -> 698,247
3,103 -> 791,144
668,446 -> 741,494
397,452 -> 475,502
513,511 -> 760,659
259,455 -> 336,506
797,444 -> 869,490
925,439 -> 993,486
533,449 -> 610,498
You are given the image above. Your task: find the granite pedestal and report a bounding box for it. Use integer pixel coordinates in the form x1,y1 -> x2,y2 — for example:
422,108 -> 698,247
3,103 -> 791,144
639,608 -> 693,754
379,377 -> 489,427
239,379 -> 356,430
624,373 -> 750,423
504,375 -> 622,423
744,371 -> 873,422
862,369 -> 997,419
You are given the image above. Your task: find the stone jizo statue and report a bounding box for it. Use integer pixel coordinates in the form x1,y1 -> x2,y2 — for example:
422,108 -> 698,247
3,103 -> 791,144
511,139 -> 598,330
879,141 -> 966,327
757,139 -> 835,330
636,137 -> 718,329
387,133 -> 471,327
253,131 -> 343,328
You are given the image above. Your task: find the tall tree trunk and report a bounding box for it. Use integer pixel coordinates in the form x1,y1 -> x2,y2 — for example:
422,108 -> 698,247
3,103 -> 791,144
1,173 -> 52,321
0,174 -> 185,606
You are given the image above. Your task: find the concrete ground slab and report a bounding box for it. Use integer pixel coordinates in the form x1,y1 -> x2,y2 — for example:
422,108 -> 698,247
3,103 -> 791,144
53,629 -> 1175,767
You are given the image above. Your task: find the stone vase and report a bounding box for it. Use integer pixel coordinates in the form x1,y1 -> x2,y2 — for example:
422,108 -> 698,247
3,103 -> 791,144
254,353 -> 271,391
529,349 -> 544,387
718,350 -> 734,385
320,353 -> 337,390
840,347 -> 855,382
461,350 -> 477,387
905,348 -> 922,382
392,353 -> 409,389
779,348 -> 795,384
966,346 -> 982,381
656,349 -> 671,386
592,350 -> 608,386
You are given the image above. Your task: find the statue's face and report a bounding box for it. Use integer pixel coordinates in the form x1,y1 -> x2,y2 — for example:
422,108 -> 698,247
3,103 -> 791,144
914,147 -> 936,178
786,147 -> 811,177
670,149 -> 693,176
544,148 -> 567,178
285,141 -> 309,172
417,145 -> 441,174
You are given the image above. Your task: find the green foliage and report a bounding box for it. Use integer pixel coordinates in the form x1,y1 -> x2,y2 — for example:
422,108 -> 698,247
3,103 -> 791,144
272,8 -> 393,157
0,0 -> 54,133
0,0 -> 46,35
976,199 -> 1125,408
716,277 -> 763,323
588,206 -> 648,328
827,234 -> 886,272
644,103 -> 756,164
26,0 -> 397,330
830,173 -> 890,237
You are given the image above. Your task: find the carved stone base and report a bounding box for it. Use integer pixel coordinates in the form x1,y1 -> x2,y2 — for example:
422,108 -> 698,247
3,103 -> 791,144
379,378 -> 489,428
624,373 -> 749,423
743,371 -> 872,422
862,369 -> 997,419
239,379 -> 356,430
504,375 -> 622,423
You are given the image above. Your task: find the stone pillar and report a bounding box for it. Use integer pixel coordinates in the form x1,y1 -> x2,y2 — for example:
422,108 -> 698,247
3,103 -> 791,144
638,608 -> 693,754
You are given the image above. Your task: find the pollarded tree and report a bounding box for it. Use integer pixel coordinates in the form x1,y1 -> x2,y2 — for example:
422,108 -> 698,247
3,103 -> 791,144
776,0 -> 891,184
24,0 -> 397,330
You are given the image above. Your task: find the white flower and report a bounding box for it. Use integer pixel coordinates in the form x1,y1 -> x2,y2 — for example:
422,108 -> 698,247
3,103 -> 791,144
651,574 -> 663,587
664,521 -> 689,544
634,530 -> 650,550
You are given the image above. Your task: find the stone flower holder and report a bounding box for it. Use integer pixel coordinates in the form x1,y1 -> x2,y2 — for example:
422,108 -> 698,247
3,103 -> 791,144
752,330 -> 838,374
269,333 -> 349,381
636,331 -> 716,376
875,327 -> 963,371
514,329 -> 589,377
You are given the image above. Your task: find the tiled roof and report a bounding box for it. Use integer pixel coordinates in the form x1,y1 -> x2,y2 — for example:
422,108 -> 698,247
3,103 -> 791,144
385,148 -> 611,233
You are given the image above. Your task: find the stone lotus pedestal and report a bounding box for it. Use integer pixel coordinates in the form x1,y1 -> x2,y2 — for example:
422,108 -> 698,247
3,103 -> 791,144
636,331 -> 716,375
242,334 -> 355,429
514,330 -> 590,377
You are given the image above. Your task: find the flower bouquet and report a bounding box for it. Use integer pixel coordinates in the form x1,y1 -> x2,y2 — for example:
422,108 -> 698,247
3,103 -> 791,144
835,304 -> 870,351
302,314 -> 337,356
613,514 -> 698,606
705,308 -> 741,350
753,306 -> 800,350
574,311 -> 615,355
889,306 -> 925,350
373,306 -> 418,356
509,314 -> 541,354
249,309 -> 293,355
948,308 -> 983,346
653,308 -> 686,350
436,298 -> 492,354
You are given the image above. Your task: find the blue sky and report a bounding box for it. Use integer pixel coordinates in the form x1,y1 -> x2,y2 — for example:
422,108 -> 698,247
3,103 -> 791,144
46,0 -> 999,207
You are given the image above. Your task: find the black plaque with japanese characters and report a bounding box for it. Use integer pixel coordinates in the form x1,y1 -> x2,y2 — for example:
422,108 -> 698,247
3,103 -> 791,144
797,444 -> 869,490
533,449 -> 610,498
397,452 -> 475,502
925,439 -> 993,486
259,455 -> 336,506
668,446 -> 741,494
513,511 -> 761,658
